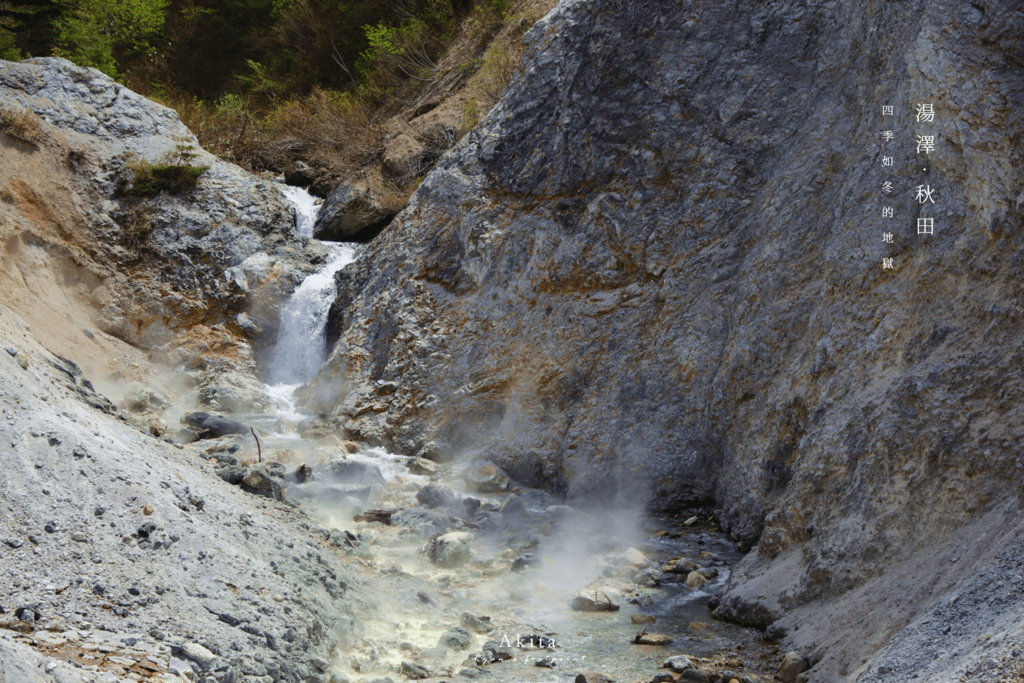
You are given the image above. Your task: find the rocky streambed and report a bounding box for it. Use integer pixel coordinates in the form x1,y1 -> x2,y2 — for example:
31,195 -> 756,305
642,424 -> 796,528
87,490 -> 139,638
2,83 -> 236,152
188,407 -> 792,683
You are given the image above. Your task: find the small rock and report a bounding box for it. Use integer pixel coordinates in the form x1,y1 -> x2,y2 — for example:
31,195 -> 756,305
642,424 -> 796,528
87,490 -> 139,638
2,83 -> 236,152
70,532 -> 88,543
534,656 -> 557,668
481,641 -> 515,662
575,672 -> 615,683
180,412 -> 250,439
16,354 -> 29,370
689,621 -> 708,630
431,531 -> 473,568
500,494 -> 527,517
383,133 -> 426,177
15,604 -> 40,623
218,465 -> 245,485
465,459 -> 510,493
183,642 -> 217,670
123,382 -> 171,414
570,591 -> 619,612
677,670 -> 710,683
416,482 -> 457,509
438,627 -> 472,651
242,464 -> 274,491
650,675 -> 674,683
631,614 -> 656,624
683,516 -> 698,526
407,458 -> 438,476
400,661 -> 430,679
685,571 -> 707,589
461,613 -> 494,634
633,631 -> 673,646
663,656 -> 695,673
317,458 -> 385,488
143,504 -> 154,516
3,537 -> 23,548
779,651 -> 809,683
621,547 -> 649,567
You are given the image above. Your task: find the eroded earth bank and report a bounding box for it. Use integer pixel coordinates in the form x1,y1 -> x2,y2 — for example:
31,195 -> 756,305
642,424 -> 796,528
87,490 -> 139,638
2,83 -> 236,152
3,0 -> 1024,682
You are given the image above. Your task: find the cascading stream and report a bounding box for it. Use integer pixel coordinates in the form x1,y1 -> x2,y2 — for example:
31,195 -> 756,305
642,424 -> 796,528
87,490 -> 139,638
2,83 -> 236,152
268,245 -> 357,385
266,186 -> 357,413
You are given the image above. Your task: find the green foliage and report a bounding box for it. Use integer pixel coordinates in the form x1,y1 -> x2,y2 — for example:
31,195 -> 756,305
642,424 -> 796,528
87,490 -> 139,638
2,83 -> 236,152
117,150 -> 208,197
0,24 -> 22,61
361,21 -> 402,67
238,59 -> 283,98
216,92 -> 248,116
51,0 -> 168,79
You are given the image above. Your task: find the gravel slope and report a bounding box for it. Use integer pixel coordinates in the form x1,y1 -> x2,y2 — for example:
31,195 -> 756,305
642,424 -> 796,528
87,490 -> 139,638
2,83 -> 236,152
0,303 -> 367,683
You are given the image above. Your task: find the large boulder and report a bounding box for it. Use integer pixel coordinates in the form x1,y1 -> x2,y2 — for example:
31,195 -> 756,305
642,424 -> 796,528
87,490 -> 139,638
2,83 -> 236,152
312,180 -> 392,242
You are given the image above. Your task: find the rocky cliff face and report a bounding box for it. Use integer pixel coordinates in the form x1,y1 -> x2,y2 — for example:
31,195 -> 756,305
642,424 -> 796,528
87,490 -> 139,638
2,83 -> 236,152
0,58 -> 325,412
308,0 -> 1024,678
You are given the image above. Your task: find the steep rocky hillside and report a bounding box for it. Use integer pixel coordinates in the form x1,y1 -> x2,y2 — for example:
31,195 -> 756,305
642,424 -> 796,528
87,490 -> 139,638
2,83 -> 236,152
305,0 -> 1024,679
0,302 -> 368,682
0,57 -> 324,414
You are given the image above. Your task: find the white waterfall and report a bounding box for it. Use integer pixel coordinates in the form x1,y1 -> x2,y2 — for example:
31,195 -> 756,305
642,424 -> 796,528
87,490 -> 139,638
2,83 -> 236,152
268,185 -> 357,389
280,184 -> 322,238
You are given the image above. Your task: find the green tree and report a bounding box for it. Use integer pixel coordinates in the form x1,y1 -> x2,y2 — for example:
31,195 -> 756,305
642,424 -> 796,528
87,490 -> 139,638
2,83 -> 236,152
52,0 -> 168,78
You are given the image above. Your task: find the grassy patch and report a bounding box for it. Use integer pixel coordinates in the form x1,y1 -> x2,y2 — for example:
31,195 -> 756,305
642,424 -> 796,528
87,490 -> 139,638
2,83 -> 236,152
0,106 -> 43,144
116,153 -> 209,198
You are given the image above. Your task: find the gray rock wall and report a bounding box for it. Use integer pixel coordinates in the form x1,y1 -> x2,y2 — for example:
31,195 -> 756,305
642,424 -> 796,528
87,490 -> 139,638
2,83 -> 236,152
307,0 -> 1024,675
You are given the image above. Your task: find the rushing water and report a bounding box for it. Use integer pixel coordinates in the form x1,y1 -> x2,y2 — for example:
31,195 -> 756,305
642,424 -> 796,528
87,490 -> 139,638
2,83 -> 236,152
267,244 -> 357,385
280,183 -> 322,239
265,186 -> 357,411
